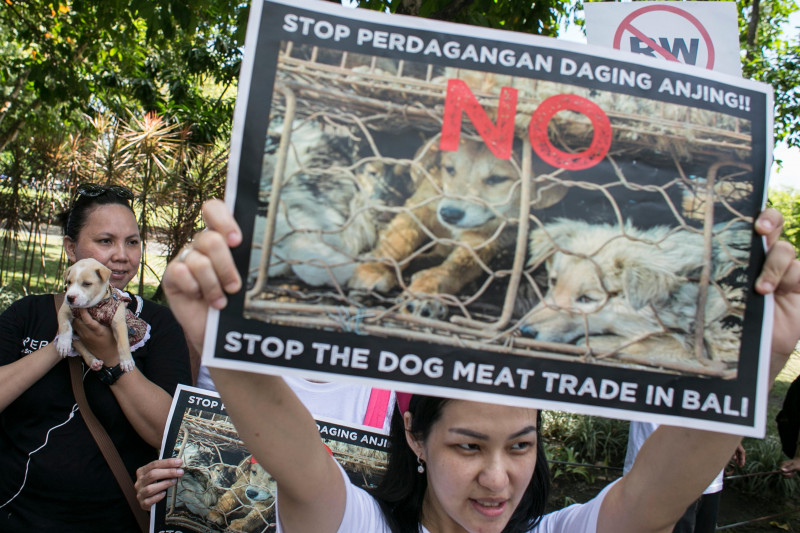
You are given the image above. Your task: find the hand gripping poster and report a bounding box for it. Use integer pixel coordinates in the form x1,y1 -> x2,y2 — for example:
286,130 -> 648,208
151,386 -> 390,533
203,0 -> 774,436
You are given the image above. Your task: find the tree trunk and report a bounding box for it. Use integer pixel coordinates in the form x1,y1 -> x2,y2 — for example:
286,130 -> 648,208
745,0 -> 761,62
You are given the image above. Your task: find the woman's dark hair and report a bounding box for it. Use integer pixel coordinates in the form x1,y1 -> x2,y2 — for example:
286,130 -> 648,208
369,395 -> 550,533
58,183 -> 135,240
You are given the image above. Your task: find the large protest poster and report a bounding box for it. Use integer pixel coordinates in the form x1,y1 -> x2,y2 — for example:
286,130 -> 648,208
151,385 -> 390,533
203,0 -> 774,436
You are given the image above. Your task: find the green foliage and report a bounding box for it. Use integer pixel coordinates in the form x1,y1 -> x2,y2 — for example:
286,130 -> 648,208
729,436 -> 800,498
0,284 -> 24,314
0,109 -> 224,298
737,0 -> 800,148
541,411 -> 629,483
355,0 -> 576,36
0,0 -> 243,157
769,188 -> 800,254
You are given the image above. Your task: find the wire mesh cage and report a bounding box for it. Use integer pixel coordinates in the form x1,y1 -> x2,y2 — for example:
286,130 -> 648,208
165,410 -> 275,533
244,43 -> 755,378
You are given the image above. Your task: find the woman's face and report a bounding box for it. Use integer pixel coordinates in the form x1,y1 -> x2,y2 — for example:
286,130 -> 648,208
64,204 -> 142,289
407,401 -> 539,533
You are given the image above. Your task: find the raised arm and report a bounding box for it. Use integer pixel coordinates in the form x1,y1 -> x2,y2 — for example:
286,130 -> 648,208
164,199 -> 346,532
599,208 -> 800,533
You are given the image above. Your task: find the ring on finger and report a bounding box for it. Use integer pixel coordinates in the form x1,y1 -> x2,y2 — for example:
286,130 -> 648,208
177,245 -> 195,263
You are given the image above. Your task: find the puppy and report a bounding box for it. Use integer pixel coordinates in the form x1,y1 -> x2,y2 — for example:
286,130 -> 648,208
519,219 -> 750,363
207,454 -> 275,532
56,258 -> 148,372
348,137 -> 567,318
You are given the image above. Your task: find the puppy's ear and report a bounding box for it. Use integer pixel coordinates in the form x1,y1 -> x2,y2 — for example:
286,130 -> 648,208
63,265 -> 72,285
527,227 -> 558,269
527,219 -> 582,269
530,181 -> 568,209
95,265 -> 112,285
529,159 -> 568,209
410,138 -> 442,186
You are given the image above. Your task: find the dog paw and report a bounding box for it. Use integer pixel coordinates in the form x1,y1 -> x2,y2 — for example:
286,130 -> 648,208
89,359 -> 103,371
348,262 -> 397,293
119,359 -> 136,372
206,510 -> 226,526
55,334 -> 73,357
402,296 -> 449,320
408,267 -> 451,296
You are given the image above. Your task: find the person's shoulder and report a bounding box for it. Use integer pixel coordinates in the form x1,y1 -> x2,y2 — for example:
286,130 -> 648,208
532,479 -> 618,533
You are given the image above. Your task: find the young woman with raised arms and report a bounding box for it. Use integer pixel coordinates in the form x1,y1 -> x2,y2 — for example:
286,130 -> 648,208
163,199 -> 800,533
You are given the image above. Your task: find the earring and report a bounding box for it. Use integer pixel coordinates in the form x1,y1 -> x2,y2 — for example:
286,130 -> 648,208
417,456 -> 425,474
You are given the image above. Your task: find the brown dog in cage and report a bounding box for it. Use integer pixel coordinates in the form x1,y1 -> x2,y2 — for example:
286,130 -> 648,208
519,218 -> 750,365
348,137 -> 567,318
207,454 -> 276,532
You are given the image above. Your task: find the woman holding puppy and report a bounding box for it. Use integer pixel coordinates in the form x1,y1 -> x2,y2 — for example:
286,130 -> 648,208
162,199 -> 800,533
0,183 -> 191,532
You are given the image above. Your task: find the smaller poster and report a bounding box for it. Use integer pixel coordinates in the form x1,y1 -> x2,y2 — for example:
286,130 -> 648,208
584,1 -> 742,76
150,385 -> 390,533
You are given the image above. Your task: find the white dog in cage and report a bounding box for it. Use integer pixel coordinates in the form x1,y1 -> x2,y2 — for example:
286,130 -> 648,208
519,218 -> 751,364
250,119 -> 414,288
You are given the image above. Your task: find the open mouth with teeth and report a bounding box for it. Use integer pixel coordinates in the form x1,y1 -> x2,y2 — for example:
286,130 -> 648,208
470,498 -> 507,518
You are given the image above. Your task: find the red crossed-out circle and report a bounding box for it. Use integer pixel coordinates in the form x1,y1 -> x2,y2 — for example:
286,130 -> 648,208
528,95 -> 611,171
612,5 -> 715,69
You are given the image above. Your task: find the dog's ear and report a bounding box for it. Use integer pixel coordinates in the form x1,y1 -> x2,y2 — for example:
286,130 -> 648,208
621,260 -> 680,310
527,219 -> 587,268
410,140 -> 441,187
530,181 -> 568,209
94,265 -> 112,285
63,265 -> 72,285
527,226 -> 559,269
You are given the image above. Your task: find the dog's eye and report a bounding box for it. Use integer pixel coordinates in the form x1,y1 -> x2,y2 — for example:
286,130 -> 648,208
485,175 -> 511,186
576,294 -> 597,304
444,164 -> 456,176
82,282 -> 93,287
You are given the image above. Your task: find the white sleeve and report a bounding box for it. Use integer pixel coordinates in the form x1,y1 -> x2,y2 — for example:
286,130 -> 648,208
276,462 -> 393,533
531,479 -> 618,533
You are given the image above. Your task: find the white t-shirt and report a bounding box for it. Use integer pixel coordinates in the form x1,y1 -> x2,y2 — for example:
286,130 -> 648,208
277,463 -> 615,533
195,366 -> 394,432
624,422 -> 723,494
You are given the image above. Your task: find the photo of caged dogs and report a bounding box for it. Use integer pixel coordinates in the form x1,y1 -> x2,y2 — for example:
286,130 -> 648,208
242,43 -> 759,377
161,408 -> 388,533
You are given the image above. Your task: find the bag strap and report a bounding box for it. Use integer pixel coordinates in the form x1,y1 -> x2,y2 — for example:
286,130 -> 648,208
68,358 -> 149,532
55,295 -> 149,532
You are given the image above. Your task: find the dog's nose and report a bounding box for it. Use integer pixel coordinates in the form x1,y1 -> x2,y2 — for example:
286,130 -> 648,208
438,206 -> 464,225
520,324 -> 538,338
66,295 -> 75,304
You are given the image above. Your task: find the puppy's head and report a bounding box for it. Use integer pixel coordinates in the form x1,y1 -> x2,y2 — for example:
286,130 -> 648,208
64,258 -> 112,308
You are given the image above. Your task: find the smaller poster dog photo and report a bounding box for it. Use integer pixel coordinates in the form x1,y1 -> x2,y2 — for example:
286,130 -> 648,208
204,0 -> 774,436
151,385 -> 390,533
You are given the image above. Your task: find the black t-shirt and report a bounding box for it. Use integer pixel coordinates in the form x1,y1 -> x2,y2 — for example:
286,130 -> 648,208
0,293 -> 191,532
